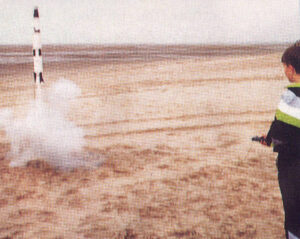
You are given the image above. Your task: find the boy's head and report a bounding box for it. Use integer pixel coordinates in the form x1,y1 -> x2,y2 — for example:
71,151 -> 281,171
281,41 -> 300,82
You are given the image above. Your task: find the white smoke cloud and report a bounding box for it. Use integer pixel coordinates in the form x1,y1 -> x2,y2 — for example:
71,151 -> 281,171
0,78 -> 102,170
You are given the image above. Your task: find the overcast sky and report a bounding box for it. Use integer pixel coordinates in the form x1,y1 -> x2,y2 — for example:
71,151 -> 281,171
0,0 -> 299,45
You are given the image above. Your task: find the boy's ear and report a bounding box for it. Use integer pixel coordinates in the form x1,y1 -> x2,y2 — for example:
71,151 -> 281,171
283,63 -> 296,81
287,64 -> 296,74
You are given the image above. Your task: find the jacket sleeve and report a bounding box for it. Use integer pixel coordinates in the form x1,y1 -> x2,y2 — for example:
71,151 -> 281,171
265,117 -> 300,153
265,119 -> 276,146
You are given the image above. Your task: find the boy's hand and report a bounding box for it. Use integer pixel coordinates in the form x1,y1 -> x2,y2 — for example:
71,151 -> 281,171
259,136 -> 268,146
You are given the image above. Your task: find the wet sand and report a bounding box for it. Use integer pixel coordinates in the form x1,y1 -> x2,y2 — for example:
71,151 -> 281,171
0,44 -> 289,238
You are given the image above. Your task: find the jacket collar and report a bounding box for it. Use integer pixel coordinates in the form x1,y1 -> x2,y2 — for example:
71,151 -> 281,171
287,82 -> 300,88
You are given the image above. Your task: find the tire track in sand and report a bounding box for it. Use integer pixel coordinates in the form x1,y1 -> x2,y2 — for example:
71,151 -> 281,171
84,110 -> 273,138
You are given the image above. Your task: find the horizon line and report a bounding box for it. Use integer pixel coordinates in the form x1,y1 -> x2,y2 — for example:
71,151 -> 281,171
0,42 -> 293,47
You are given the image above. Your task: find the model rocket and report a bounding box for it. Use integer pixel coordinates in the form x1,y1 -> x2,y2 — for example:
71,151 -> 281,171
33,7 -> 44,84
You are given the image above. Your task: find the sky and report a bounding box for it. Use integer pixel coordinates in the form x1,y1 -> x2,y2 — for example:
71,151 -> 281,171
0,0 -> 299,45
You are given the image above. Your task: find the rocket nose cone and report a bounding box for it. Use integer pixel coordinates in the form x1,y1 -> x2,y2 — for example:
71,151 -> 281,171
34,8 -> 39,18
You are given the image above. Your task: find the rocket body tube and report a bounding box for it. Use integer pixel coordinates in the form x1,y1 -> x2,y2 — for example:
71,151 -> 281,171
33,7 -> 44,84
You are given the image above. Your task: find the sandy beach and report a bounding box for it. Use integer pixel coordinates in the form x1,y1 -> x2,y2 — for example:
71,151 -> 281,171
0,44 -> 290,238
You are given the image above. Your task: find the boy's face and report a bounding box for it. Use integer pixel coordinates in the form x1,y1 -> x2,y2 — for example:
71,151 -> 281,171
283,63 -> 296,82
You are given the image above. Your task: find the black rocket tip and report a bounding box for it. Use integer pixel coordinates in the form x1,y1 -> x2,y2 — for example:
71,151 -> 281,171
34,7 -> 39,18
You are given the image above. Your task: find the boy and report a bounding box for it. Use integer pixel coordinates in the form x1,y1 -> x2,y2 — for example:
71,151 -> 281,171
259,42 -> 300,239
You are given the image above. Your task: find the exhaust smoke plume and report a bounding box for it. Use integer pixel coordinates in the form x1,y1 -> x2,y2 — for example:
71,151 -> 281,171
0,78 -> 100,170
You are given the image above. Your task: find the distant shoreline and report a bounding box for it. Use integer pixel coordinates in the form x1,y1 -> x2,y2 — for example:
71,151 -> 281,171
0,43 -> 291,51
0,43 -> 288,77
0,43 -> 289,57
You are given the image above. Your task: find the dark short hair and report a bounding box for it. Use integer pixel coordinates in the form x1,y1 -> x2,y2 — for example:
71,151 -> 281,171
282,41 -> 300,74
